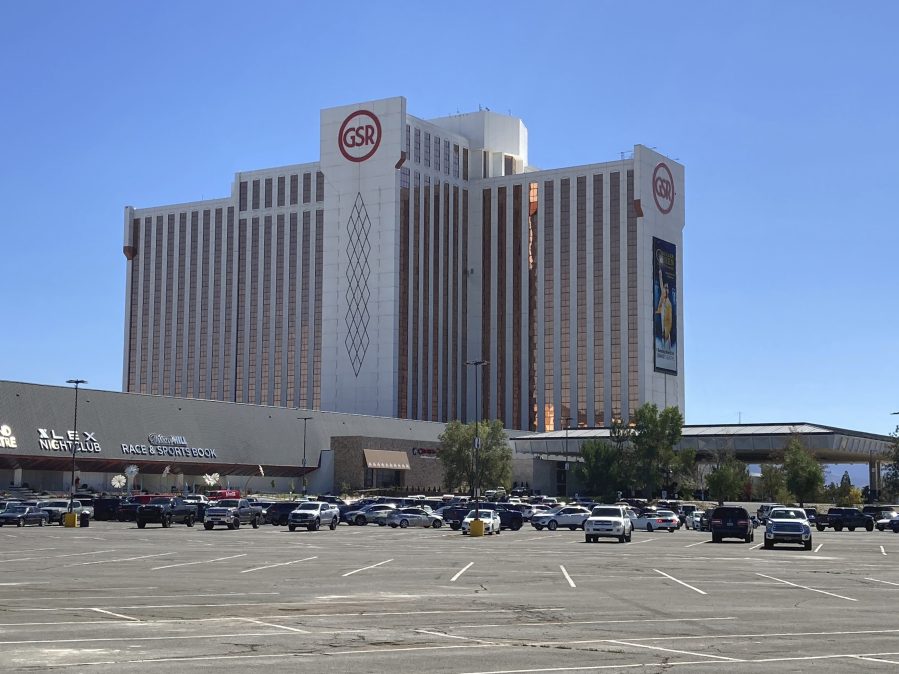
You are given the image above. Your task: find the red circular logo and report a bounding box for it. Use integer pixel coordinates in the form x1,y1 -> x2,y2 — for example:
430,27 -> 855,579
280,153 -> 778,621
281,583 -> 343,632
652,162 -> 675,214
338,109 -> 382,163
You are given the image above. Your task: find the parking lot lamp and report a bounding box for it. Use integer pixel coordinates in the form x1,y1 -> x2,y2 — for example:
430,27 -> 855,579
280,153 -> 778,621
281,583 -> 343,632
65,379 -> 87,513
466,360 -> 488,522
297,415 -> 312,497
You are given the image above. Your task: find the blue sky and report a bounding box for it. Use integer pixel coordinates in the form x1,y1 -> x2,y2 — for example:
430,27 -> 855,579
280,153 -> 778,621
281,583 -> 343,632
1,2 -> 896,485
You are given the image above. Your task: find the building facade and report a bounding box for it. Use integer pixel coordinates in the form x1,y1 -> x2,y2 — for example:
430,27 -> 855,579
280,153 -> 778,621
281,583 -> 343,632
123,97 -> 685,431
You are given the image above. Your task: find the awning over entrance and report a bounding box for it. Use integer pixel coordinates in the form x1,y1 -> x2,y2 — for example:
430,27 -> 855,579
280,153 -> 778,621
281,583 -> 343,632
363,449 -> 411,470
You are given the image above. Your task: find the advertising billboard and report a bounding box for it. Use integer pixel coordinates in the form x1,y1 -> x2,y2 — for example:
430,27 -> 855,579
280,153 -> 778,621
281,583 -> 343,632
652,237 -> 677,374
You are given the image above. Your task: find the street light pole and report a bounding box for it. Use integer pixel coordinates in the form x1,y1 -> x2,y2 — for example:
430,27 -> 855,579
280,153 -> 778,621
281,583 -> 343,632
65,379 -> 87,513
561,416 -> 571,498
298,415 -> 312,497
466,360 -> 488,522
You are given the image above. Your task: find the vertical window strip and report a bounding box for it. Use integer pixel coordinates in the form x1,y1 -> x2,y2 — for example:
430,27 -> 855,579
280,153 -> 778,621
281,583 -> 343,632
261,216 -> 272,404
127,219 -> 141,391
235,218 -> 247,402
543,181 -> 555,430
497,186 -> 507,426
199,210 -> 211,398
560,180 -> 571,427
482,188 -> 492,422
577,177 -> 587,427
224,208 -> 235,402
527,183 -> 539,430
176,214 -> 187,396
287,213 -> 298,407
300,211 -> 310,408
610,172 -> 621,419
512,184 -> 523,430
163,214 -> 175,395
248,217 -> 259,403
398,179 -> 410,418
461,189 -> 469,423
442,183 -> 450,421
313,210 -> 324,408
431,182 -> 440,421
151,215 -> 163,395
627,170 -> 639,416
212,209 -> 223,399
412,180 -> 421,419
140,217 -> 152,394
422,180 -> 431,418
187,212 -> 199,397
451,185 -> 459,421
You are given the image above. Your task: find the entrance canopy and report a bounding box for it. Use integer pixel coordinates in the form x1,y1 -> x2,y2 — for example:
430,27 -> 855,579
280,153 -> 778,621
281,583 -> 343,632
363,449 -> 411,470
512,423 -> 894,463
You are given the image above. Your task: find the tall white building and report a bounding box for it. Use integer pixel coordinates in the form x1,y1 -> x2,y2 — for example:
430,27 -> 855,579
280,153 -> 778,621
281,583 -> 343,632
123,96 -> 685,431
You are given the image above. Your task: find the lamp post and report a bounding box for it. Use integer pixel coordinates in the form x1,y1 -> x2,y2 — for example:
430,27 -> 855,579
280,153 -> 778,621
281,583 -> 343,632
297,415 -> 312,497
65,379 -> 87,513
561,416 -> 571,498
466,360 -> 488,522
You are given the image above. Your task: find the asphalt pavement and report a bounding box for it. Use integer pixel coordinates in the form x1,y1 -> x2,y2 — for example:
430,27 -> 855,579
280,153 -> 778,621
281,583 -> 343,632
1,520 -> 898,672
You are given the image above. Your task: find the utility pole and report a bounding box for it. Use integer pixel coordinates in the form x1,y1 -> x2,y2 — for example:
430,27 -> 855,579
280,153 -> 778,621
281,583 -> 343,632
65,379 -> 87,514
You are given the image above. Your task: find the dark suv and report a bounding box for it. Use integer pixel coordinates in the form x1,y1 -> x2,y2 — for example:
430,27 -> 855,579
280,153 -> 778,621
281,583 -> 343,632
710,505 -> 754,543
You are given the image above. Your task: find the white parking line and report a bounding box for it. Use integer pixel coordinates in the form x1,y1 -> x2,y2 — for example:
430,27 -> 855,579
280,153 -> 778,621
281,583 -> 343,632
0,547 -> 56,555
606,639 -> 738,661
653,569 -> 706,595
628,538 -> 657,545
559,565 -> 576,588
90,608 -> 140,622
684,540 -> 709,548
881,546 -> 887,556
749,542 -> 763,550
815,543 -> 823,552
242,556 -> 317,573
241,618 -> 309,633
153,553 -> 247,570
65,552 -> 175,567
865,578 -> 899,587
342,558 -> 393,577
756,572 -> 857,601
854,655 -> 899,665
451,562 -> 473,582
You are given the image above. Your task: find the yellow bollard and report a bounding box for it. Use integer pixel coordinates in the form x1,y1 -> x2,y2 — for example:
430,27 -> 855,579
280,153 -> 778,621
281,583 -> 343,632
63,512 -> 79,528
469,519 -> 485,537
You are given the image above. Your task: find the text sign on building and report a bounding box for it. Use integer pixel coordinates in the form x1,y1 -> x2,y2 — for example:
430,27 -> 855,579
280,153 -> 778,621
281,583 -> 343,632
338,109 -> 382,162
37,428 -> 102,453
0,424 -> 17,449
121,433 -> 219,459
652,162 -> 675,214
652,237 -> 678,374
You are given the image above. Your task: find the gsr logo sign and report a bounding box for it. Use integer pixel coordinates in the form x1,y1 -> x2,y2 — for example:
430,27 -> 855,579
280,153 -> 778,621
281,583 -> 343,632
338,109 -> 382,163
652,162 -> 675,214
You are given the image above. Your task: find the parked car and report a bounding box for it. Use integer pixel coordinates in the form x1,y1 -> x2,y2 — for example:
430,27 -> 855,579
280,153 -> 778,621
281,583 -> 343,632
696,511 -> 712,531
460,509 -> 501,535
710,505 -> 754,543
203,499 -> 262,530
264,501 -> 301,526
756,503 -> 785,523
584,505 -> 633,543
387,507 -> 443,529
479,502 -> 524,530
287,502 -> 340,531
0,500 -> 22,512
803,507 -> 818,525
874,511 -> 899,531
117,494 -> 164,521
531,506 -> 592,531
436,504 -> 471,530
344,503 -> 396,526
817,507 -> 874,532
38,499 -> 88,525
685,509 -> 705,530
764,506 -> 812,550
0,505 -> 49,527
136,497 -> 199,528
92,496 -> 122,521
633,509 -> 679,532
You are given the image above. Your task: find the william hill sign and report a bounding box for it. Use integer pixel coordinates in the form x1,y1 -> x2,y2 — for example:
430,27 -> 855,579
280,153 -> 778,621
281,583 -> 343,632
120,433 -> 218,459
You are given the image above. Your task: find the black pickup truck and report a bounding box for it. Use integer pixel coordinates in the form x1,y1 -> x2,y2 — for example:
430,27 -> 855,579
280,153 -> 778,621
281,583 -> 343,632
440,504 -> 472,530
481,502 -> 525,530
816,507 -> 874,532
136,497 -> 199,528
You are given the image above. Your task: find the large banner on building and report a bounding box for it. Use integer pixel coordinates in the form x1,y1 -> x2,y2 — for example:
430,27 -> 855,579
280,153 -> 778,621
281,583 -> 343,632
652,237 -> 678,374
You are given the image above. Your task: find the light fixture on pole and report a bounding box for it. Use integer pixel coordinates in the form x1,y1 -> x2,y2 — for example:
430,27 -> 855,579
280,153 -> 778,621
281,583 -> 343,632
466,360 -> 488,526
65,379 -> 87,514
297,414 -> 313,497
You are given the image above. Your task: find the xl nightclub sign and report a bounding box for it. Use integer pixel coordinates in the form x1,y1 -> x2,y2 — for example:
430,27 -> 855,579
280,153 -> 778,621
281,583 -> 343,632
121,433 -> 220,460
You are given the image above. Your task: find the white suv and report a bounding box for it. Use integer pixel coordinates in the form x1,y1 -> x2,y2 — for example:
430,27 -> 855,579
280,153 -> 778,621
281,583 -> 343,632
288,501 -> 340,531
584,505 -> 633,543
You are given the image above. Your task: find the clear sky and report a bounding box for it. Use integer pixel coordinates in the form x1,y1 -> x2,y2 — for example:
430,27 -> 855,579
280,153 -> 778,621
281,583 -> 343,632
1,2 -> 896,484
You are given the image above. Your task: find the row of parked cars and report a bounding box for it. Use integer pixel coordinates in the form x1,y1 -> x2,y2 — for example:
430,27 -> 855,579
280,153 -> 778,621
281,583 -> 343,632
0,498 -> 93,527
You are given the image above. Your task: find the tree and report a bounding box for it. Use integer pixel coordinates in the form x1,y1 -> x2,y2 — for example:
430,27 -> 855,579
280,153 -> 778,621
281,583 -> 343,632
438,419 -> 512,495
782,435 -> 824,506
707,452 -> 749,503
631,403 -> 684,498
575,440 -> 626,501
833,470 -> 862,506
759,463 -> 791,503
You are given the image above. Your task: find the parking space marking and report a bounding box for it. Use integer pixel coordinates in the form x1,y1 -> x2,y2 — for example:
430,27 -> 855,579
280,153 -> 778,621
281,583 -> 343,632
416,628 -> 490,643
653,569 -> 706,595
606,639 -> 738,661
342,558 -> 393,577
241,617 -> 309,633
0,631 -> 286,646
628,538 -> 657,545
3,591 -> 280,604
242,556 -> 317,573
90,608 -> 140,622
880,546 -> 887,556
854,655 -> 899,665
684,540 -> 709,548
65,552 -> 175,567
559,565 -> 576,588
0,547 -> 56,554
865,577 -> 899,587
465,616 -> 737,630
756,572 -> 857,601
0,549 -> 117,563
451,561 -> 474,582
815,543 -> 823,552
749,542 -> 763,550
152,553 -> 247,570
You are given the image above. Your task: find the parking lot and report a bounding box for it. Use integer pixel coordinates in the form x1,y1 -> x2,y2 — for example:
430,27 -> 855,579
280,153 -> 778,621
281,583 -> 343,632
2,522 -> 899,672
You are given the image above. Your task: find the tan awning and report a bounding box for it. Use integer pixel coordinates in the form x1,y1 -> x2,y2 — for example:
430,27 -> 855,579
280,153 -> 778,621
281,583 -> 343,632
363,449 -> 411,470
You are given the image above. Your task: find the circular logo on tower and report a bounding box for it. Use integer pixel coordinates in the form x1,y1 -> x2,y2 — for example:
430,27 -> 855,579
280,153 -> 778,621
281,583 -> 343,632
338,109 -> 382,163
652,162 -> 675,214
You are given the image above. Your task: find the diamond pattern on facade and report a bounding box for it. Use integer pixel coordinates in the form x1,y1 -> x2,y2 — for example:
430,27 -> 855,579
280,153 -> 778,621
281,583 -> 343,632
345,193 -> 371,377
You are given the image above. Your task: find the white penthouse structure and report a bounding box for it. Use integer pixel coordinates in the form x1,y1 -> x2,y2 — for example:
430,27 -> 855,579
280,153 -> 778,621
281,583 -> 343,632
123,96 -> 685,431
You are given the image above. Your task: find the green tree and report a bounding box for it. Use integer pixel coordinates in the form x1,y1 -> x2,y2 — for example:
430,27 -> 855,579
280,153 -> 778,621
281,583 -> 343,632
759,463 -> 792,503
631,403 -> 684,498
833,470 -> 862,506
782,435 -> 824,505
574,440 -> 624,501
438,419 -> 512,495
707,452 -> 749,503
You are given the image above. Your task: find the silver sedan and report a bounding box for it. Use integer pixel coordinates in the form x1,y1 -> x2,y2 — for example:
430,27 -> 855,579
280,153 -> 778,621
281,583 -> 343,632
386,507 -> 444,529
